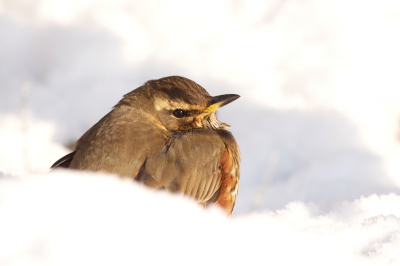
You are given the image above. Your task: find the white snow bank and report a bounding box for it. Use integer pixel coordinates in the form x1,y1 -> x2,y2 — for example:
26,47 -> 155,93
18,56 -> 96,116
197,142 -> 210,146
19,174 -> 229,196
0,171 -> 398,266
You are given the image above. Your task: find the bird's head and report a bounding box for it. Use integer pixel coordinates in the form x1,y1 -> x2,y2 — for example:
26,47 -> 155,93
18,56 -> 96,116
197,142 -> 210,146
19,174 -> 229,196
145,76 -> 240,132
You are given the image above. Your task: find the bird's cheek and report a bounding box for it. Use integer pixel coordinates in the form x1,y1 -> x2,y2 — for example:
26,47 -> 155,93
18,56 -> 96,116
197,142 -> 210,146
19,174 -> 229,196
191,117 -> 204,129
156,112 -> 179,131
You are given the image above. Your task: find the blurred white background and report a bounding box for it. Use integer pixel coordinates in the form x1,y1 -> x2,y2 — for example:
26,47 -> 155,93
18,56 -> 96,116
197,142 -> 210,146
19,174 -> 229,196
1,1 -> 400,264
2,0 -> 400,213
2,0 -> 400,212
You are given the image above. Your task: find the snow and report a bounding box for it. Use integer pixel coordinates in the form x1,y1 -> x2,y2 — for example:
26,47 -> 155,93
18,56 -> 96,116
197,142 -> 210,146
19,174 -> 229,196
1,0 -> 400,264
0,171 -> 398,265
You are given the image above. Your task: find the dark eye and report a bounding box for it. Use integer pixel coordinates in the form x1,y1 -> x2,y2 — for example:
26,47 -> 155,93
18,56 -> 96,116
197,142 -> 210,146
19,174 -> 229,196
173,109 -> 186,118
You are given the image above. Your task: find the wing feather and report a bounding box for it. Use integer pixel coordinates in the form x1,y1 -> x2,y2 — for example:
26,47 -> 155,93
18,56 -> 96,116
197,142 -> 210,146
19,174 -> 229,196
142,129 -> 225,203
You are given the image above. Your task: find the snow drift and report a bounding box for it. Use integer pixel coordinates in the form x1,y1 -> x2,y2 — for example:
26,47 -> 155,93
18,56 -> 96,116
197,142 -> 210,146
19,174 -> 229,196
1,171 -> 398,265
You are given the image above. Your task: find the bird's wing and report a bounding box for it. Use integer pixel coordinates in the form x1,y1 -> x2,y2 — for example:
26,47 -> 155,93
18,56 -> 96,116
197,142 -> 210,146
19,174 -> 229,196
54,107 -> 168,178
138,128 -> 228,206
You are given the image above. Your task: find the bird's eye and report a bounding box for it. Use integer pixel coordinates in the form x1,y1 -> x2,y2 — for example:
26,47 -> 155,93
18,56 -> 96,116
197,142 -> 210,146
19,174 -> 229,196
173,109 -> 186,118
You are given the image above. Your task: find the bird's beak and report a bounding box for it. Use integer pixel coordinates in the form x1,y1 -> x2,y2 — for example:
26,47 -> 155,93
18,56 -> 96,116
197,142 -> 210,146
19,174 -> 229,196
203,94 -> 240,114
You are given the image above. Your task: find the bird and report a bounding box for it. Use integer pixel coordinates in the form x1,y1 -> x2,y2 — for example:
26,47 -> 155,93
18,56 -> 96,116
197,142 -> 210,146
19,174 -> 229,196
51,76 -> 240,215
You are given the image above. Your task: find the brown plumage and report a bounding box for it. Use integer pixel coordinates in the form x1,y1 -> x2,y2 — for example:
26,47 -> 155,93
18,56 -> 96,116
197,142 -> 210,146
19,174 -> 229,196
51,76 -> 240,215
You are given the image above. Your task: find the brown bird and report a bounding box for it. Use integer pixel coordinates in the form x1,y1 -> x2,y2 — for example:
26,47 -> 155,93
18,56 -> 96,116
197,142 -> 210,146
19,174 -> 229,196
51,76 -> 240,215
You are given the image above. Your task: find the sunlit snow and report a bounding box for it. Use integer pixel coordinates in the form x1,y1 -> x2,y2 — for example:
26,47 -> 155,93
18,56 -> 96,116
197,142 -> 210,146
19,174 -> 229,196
1,0 -> 400,264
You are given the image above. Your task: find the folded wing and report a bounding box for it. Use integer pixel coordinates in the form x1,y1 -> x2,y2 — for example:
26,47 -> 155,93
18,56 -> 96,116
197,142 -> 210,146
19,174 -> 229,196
138,129 -> 225,205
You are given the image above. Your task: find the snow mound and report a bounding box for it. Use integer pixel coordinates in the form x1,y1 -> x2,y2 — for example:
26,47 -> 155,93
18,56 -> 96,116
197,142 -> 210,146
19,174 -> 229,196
0,171 -> 399,265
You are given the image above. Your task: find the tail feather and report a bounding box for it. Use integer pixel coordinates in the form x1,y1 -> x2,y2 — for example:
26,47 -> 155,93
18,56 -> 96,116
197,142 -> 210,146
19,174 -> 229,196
50,151 -> 77,169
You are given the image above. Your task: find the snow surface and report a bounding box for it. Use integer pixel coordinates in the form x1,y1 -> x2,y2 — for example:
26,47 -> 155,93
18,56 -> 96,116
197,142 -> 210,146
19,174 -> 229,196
0,171 -> 399,265
1,0 -> 400,264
